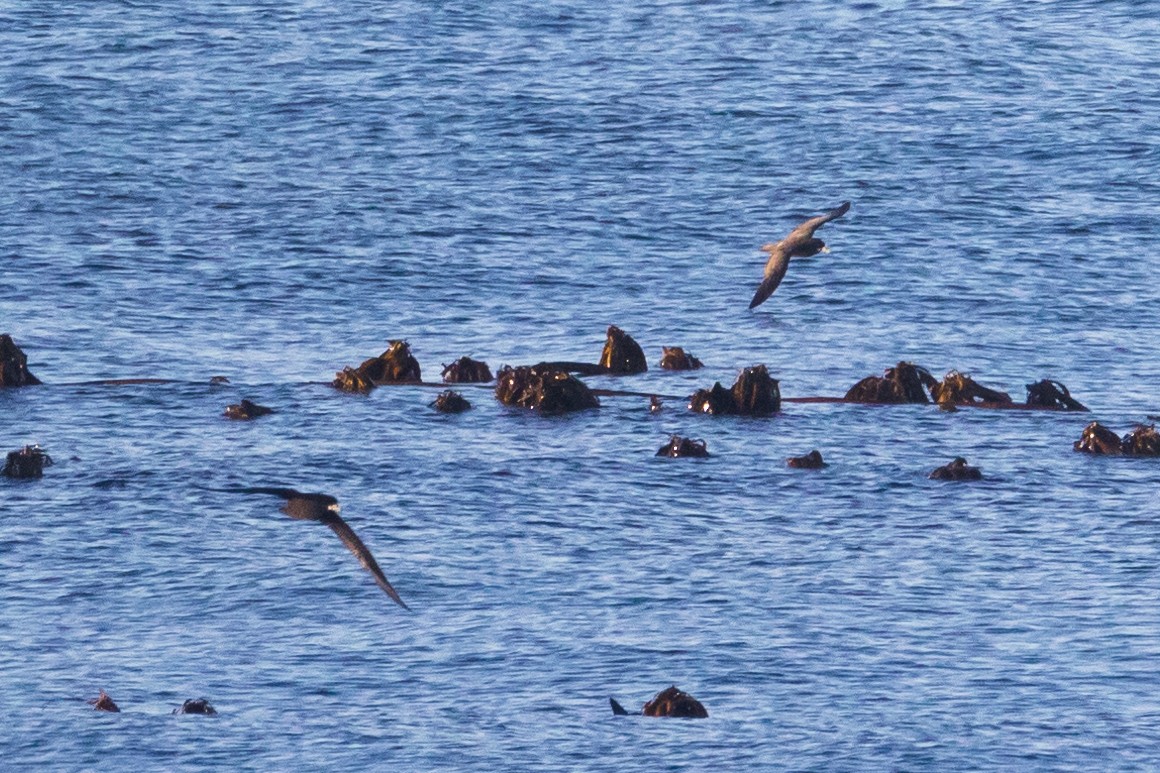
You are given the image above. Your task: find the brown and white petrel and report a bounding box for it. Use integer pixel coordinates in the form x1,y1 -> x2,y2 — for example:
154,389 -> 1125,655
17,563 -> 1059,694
222,487 -> 409,609
749,201 -> 851,310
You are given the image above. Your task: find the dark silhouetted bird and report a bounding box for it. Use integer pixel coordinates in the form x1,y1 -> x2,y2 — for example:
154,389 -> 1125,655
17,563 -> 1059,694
749,201 -> 851,309
220,487 -> 409,609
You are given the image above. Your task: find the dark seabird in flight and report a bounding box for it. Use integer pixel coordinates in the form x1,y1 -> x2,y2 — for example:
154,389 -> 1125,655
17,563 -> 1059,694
749,201 -> 851,310
221,487 -> 409,609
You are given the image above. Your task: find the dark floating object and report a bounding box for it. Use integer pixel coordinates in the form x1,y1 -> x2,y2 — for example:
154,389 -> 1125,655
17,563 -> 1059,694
1026,379 -> 1088,411
649,395 -> 663,413
209,375 -> 231,385
930,371 -> 1012,407
173,698 -> 217,716
1074,421 -> 1160,456
3,445 -> 53,479
89,690 -> 120,713
844,361 -> 936,404
494,366 -> 600,415
787,449 -> 826,469
750,200 -> 850,310
0,334 -> 41,387
217,487 -> 409,609
598,325 -> 647,374
431,390 -> 471,413
659,346 -> 703,371
656,435 -> 710,458
441,356 -> 493,383
224,398 -> 274,420
929,457 -> 983,481
689,365 -> 780,416
610,686 -> 709,718
333,340 -> 422,392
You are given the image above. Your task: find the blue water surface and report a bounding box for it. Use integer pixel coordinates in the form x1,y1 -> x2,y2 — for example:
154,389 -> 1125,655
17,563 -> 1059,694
3,1 -> 1160,770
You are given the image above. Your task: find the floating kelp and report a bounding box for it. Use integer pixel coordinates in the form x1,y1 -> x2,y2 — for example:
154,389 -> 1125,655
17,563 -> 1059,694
1073,421 -> 1124,455
656,435 -> 710,458
441,356 -> 492,383
494,366 -> 600,414
929,371 -> 1012,406
173,698 -> 217,715
598,325 -> 647,374
690,365 -> 780,416
929,457 -> 983,481
844,361 -> 936,404
1025,379 -> 1088,411
332,365 -> 375,393
357,340 -> 422,383
1123,424 -> 1160,456
610,686 -> 708,718
224,398 -> 274,420
658,346 -> 703,371
0,334 -> 41,387
2,445 -> 53,479
89,691 -> 120,713
430,390 -> 471,413
787,450 -> 826,469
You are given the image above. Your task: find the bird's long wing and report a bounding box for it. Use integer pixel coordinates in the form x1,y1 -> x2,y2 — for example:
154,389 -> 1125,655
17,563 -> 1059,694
323,514 -> 410,610
748,247 -> 791,309
785,200 -> 851,242
206,486 -> 304,499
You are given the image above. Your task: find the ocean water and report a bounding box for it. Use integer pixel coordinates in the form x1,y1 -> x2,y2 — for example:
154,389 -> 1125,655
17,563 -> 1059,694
3,1 -> 1160,770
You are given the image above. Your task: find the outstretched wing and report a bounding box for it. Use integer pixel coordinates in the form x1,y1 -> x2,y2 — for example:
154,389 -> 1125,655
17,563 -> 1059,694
748,246 -> 791,309
205,486 -> 304,500
785,200 -> 851,243
323,514 -> 410,610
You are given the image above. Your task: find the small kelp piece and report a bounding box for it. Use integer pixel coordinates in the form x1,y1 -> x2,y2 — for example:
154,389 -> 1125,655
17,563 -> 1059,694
929,457 -> 983,481
173,698 -> 217,716
844,361 -> 936,404
2,445 -> 53,479
787,450 -> 826,469
357,340 -> 422,384
441,356 -> 493,383
494,366 -> 600,415
929,371 -> 1012,406
656,435 -> 710,458
659,346 -> 703,371
332,365 -> 376,393
598,325 -> 648,374
612,686 -> 709,718
1025,379 -> 1088,411
224,398 -> 274,420
89,691 -> 120,713
689,365 -> 781,416
0,334 -> 41,387
1122,424 -> 1160,456
431,389 -> 471,413
1073,421 -> 1124,455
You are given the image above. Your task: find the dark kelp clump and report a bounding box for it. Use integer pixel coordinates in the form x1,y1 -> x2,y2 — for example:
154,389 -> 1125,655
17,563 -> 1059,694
494,366 -> 600,414
3,445 -> 53,479
332,365 -> 375,393
441,356 -> 493,383
598,325 -> 647,374
844,361 -> 936,404
1076,422 -> 1160,456
357,340 -> 422,383
929,457 -> 983,481
224,399 -> 274,420
787,450 -> 826,469
1025,379 -> 1088,411
0,334 -> 41,387
174,698 -> 217,715
659,346 -> 703,371
431,390 -> 471,413
89,691 -> 120,713
690,365 -> 780,416
610,686 -> 708,718
656,435 -> 710,458
929,371 -> 1012,407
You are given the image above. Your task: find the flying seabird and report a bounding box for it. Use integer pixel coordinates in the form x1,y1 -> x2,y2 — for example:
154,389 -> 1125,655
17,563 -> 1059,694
220,487 -> 409,609
749,201 -> 851,309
